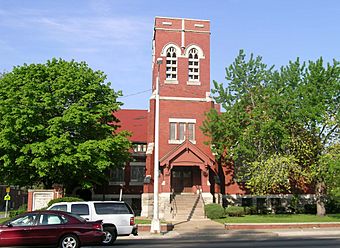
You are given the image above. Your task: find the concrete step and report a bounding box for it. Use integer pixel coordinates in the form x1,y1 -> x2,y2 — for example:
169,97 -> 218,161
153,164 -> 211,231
167,194 -> 207,221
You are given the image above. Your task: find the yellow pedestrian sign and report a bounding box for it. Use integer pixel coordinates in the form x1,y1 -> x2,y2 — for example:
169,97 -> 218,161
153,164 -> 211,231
4,194 -> 11,201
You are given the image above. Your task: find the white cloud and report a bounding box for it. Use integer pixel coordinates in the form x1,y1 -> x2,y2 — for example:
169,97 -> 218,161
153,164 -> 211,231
37,17 -> 149,45
0,7 -> 151,50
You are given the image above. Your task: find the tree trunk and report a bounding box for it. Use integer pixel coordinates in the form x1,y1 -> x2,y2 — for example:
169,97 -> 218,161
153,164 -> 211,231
315,181 -> 326,216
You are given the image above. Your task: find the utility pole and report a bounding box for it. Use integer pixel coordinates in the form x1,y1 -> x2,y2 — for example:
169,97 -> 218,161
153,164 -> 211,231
151,57 -> 162,233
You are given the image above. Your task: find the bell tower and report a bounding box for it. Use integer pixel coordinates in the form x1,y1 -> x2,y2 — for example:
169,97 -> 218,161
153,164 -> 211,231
142,17 -> 218,219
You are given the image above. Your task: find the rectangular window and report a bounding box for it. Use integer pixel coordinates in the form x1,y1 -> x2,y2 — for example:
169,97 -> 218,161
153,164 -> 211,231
130,162 -> 145,184
49,204 -> 67,212
71,204 -> 90,215
110,167 -> 124,183
94,203 -> 133,215
188,123 -> 195,141
178,123 -> 185,140
168,119 -> 196,144
133,143 -> 147,153
170,122 -> 176,140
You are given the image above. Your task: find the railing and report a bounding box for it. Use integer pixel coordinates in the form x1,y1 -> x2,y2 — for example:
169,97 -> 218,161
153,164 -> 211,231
196,185 -> 206,218
170,188 -> 177,219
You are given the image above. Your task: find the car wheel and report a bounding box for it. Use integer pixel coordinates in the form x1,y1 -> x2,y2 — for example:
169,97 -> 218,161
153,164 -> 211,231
59,234 -> 79,248
102,226 -> 117,245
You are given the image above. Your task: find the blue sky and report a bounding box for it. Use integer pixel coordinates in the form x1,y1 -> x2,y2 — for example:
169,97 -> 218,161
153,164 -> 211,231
1,0 -> 339,109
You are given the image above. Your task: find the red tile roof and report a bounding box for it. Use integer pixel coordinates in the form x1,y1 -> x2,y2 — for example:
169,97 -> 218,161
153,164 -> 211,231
114,109 -> 148,142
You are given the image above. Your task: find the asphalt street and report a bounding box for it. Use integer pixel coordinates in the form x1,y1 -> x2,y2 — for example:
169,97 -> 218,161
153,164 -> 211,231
85,236 -> 340,248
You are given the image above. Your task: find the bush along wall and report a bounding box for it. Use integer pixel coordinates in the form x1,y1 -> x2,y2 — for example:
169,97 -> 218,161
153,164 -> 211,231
204,203 -> 225,219
225,206 -> 245,217
47,196 -> 84,207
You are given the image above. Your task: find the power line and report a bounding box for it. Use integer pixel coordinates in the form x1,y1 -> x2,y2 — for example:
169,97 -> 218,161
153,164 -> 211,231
118,89 -> 152,98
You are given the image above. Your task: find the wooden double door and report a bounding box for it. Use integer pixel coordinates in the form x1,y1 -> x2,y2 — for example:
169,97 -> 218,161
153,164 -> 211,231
171,166 -> 200,193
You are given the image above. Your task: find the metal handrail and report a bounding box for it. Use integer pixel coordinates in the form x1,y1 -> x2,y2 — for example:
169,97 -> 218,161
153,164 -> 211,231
196,185 -> 206,218
170,188 -> 177,218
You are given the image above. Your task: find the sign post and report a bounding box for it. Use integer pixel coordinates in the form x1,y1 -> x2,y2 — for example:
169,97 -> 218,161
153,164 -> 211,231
4,193 -> 11,218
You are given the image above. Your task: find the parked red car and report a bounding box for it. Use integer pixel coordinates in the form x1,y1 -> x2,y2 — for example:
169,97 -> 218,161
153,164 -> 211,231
0,210 -> 105,248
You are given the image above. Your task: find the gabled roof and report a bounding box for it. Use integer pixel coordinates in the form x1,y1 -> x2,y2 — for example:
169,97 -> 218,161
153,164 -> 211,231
114,109 -> 148,143
160,139 -> 215,171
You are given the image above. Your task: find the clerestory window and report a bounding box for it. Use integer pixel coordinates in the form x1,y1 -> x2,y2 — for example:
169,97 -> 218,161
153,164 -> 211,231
166,47 -> 177,80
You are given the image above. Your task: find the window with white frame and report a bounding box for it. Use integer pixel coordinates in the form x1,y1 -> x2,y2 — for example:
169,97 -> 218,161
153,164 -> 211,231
178,123 -> 185,140
188,48 -> 199,81
170,123 -> 176,140
132,143 -> 147,153
166,47 -> 177,80
188,123 -> 195,141
130,162 -> 145,184
169,118 -> 196,144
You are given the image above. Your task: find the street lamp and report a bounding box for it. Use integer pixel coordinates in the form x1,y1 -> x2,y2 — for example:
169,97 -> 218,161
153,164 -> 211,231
151,57 -> 162,233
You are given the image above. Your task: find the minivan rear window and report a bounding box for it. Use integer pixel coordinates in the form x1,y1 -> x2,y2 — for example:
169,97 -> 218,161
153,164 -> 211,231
71,204 -> 90,215
50,205 -> 67,212
94,203 -> 133,215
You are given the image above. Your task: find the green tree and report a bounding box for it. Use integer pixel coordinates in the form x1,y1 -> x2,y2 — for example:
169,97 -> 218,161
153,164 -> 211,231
202,50 -> 339,215
0,59 -> 131,192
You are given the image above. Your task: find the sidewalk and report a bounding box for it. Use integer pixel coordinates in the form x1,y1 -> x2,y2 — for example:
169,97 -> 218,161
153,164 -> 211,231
125,219 -> 340,240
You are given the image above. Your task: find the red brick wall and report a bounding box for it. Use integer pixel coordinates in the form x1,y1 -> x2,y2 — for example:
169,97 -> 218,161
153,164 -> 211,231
144,17 -> 246,196
145,17 -> 217,194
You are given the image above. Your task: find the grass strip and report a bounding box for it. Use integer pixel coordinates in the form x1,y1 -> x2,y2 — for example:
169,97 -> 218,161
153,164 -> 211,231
214,214 -> 340,224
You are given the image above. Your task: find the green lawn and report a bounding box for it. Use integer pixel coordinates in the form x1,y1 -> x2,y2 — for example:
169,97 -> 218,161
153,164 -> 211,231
135,217 -> 168,225
214,214 -> 340,224
135,218 -> 151,224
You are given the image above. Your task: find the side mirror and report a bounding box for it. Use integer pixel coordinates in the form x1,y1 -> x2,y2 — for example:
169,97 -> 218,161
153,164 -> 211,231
6,223 -> 13,227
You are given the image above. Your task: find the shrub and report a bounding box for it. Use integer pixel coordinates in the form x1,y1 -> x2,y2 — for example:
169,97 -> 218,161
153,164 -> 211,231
9,204 -> 28,218
244,206 -> 257,215
47,196 -> 83,207
225,206 -> 245,217
326,196 -> 340,214
290,194 -> 299,212
204,203 -> 225,219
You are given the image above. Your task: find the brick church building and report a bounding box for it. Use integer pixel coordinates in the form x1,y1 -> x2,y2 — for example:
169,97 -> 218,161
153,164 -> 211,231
92,16 -> 234,218
91,17 -> 312,218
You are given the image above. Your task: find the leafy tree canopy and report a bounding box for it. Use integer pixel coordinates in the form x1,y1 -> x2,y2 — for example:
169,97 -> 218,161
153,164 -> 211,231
202,50 -> 339,214
0,58 -> 131,191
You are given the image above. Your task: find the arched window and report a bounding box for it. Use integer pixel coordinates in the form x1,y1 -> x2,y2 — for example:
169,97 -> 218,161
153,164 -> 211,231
166,47 -> 177,80
188,48 -> 199,81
